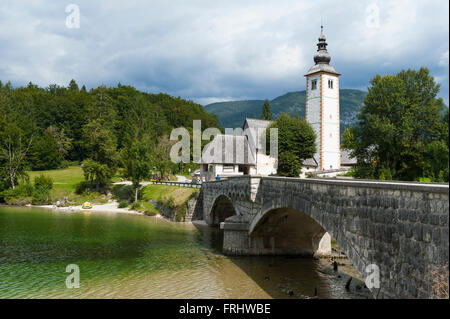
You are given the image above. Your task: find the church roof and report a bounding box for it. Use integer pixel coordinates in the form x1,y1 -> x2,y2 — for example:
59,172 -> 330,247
242,118 -> 273,131
201,134 -> 256,165
305,63 -> 340,76
303,156 -> 319,167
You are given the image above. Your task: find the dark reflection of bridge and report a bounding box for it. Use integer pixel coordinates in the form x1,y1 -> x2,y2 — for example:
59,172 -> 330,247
192,221 -> 358,299
200,176 -> 449,299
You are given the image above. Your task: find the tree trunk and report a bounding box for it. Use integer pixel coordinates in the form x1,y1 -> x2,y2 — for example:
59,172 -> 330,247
135,187 -> 138,203
10,171 -> 15,190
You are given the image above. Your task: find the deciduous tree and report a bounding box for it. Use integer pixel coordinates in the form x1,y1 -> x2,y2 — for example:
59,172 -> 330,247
266,113 -> 316,177
342,68 -> 448,181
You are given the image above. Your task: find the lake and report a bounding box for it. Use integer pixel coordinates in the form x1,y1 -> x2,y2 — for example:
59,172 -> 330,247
0,206 -> 369,298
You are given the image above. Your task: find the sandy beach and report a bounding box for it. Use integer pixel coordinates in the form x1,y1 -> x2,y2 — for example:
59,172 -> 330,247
37,201 -> 146,215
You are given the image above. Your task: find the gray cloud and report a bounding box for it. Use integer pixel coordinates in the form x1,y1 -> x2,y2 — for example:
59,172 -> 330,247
0,0 -> 448,104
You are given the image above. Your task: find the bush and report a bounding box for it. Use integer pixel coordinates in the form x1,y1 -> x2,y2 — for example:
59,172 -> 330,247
174,204 -> 186,222
60,160 -> 71,169
111,185 -> 134,201
118,200 -> 129,208
0,182 -> 34,203
165,196 -> 175,208
16,182 -> 34,197
378,168 -> 392,181
6,197 -> 32,206
130,201 -> 142,210
338,170 -> 355,177
34,175 -> 53,191
31,188 -> 51,205
75,181 -> 90,195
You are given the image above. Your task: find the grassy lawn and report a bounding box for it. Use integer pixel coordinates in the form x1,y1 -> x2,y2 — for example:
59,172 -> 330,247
132,201 -> 160,215
141,184 -> 198,206
28,166 -> 84,192
24,167 -> 195,207
27,166 -> 110,205
111,183 -> 198,219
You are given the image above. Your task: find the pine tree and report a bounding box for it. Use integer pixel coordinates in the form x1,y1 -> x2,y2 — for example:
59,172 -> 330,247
261,99 -> 272,120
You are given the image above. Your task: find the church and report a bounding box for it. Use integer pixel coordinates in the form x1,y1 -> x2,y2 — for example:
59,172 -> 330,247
200,26 -> 355,180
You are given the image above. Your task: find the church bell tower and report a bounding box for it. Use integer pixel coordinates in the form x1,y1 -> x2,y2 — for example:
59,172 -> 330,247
305,25 -> 341,171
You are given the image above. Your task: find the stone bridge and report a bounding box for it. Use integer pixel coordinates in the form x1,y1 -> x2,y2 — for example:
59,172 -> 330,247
201,176 -> 449,299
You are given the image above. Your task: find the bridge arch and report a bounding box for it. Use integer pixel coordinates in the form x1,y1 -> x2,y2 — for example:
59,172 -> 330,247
209,194 -> 238,226
249,198 -> 371,284
249,206 -> 333,257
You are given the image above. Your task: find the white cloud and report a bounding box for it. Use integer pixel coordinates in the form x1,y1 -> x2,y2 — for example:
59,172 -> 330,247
0,0 -> 448,104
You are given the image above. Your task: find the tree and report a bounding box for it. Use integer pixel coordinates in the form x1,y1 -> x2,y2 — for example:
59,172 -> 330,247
120,141 -> 152,202
68,79 -> 79,91
47,126 -> 72,159
81,119 -> 117,192
0,94 -> 35,189
0,122 -> 34,189
343,67 -> 447,181
153,135 -> 174,178
277,151 -> 301,177
266,113 -> 316,177
261,99 -> 272,120
0,80 -> 221,191
120,95 -> 155,202
30,128 -> 63,170
80,87 -> 118,192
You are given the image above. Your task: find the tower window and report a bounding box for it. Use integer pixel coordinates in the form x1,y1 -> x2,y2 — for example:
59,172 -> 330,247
311,79 -> 317,90
328,79 -> 334,89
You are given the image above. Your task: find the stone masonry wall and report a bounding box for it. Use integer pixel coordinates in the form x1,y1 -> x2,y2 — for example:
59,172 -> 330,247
203,176 -> 449,299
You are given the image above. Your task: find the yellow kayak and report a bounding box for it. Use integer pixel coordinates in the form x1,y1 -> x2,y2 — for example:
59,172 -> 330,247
82,202 -> 92,209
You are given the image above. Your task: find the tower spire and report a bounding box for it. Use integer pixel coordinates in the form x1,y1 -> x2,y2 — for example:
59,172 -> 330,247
314,25 -> 331,65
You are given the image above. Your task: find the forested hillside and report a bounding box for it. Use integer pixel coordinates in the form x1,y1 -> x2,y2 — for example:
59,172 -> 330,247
0,80 -> 219,191
205,89 -> 367,133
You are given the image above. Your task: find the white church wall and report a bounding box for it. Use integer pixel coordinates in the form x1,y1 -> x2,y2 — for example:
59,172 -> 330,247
306,74 -> 322,164
322,74 -> 340,170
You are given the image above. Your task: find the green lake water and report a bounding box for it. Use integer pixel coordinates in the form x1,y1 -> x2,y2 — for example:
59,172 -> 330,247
0,206 -> 369,299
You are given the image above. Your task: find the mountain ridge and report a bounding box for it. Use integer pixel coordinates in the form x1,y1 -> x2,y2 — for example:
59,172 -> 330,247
205,89 -> 367,134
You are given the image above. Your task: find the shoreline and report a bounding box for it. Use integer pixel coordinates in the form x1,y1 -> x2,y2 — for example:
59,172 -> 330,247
35,201 -> 147,215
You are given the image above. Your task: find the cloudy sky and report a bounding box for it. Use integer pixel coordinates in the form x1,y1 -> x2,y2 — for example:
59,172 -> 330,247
0,0 -> 448,105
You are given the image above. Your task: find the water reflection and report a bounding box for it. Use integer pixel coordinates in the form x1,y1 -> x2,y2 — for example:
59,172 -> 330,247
0,207 -> 370,299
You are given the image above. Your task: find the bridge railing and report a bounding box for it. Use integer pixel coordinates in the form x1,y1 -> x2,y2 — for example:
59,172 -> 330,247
203,175 -> 449,193
148,181 -> 202,189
